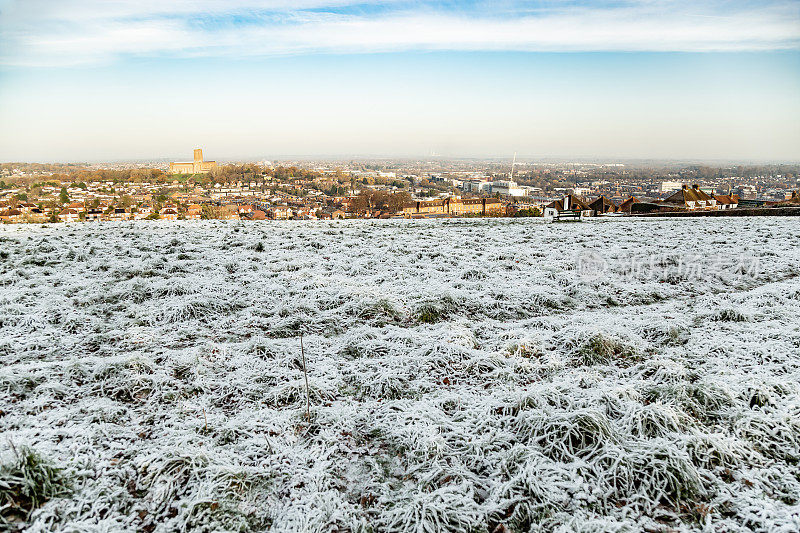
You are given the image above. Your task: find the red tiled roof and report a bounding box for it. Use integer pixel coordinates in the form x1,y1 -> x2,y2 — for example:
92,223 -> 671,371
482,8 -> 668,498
664,186 -> 712,205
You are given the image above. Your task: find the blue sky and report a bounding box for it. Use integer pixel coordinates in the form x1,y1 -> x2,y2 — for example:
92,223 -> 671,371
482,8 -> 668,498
0,0 -> 799,161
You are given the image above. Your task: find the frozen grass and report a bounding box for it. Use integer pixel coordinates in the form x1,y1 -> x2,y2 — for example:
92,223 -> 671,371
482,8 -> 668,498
1,218 -> 800,532
0,445 -> 71,528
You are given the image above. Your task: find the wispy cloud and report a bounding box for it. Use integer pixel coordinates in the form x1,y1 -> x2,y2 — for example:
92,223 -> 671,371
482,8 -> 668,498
1,1 -> 799,66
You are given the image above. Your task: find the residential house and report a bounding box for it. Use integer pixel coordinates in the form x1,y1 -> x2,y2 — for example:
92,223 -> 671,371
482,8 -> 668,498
320,208 -> 346,220
59,208 -> 80,223
664,185 -> 717,210
617,196 -> 639,214
18,202 -> 37,214
135,205 -> 153,220
294,207 -> 317,219
712,194 -> 739,210
109,208 -> 130,221
26,207 -> 46,221
781,190 -> 800,205
85,209 -> 103,221
160,206 -> 179,221
589,196 -> 617,215
271,206 -> 292,220
0,208 -> 23,222
543,195 -> 592,219
185,204 -> 202,220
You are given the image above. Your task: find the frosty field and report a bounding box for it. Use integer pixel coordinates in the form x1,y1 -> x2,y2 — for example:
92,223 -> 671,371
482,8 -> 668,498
1,218 -> 800,532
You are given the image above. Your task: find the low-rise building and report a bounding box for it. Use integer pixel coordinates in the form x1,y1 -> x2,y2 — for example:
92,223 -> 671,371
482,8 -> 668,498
543,195 -> 592,219
185,204 -> 203,220
492,180 -> 526,197
664,185 -> 717,210
617,196 -> 639,214
712,194 -> 739,210
461,180 -> 492,193
60,208 -> 80,223
134,205 -> 153,220
85,209 -> 103,221
0,208 -> 23,222
660,181 -> 683,193
160,206 -> 179,220
109,208 -> 130,221
271,206 -> 292,220
589,196 -> 617,215
402,197 -> 504,217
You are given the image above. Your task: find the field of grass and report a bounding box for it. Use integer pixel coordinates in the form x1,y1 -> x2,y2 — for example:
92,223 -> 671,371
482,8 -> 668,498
1,218 -> 799,532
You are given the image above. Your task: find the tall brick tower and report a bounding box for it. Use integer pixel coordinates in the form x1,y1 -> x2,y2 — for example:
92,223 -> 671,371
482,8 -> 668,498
193,149 -> 203,172
170,148 -> 217,174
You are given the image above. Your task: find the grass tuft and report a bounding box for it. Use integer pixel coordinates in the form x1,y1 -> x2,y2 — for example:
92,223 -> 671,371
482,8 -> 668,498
714,309 -> 748,322
519,410 -> 614,461
577,334 -> 637,366
603,441 -> 704,511
0,446 -> 71,525
414,303 -> 445,324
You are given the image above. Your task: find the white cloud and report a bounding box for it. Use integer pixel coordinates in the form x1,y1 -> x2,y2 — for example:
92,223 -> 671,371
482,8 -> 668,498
1,1 -> 798,66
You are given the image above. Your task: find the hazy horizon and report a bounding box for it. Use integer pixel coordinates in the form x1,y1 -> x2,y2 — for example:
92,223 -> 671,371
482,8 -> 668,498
6,153 -> 800,167
1,1 -> 799,162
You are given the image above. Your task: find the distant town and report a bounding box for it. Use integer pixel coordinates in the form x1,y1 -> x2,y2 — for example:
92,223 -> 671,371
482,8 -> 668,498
1,149 -> 799,223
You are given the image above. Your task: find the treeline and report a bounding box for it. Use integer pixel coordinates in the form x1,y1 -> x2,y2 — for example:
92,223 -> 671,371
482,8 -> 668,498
7,168 -> 167,186
72,168 -> 166,183
176,164 -> 324,186
16,163 -> 399,189
1,162 -> 89,174
686,165 -> 799,180
349,189 -> 411,213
